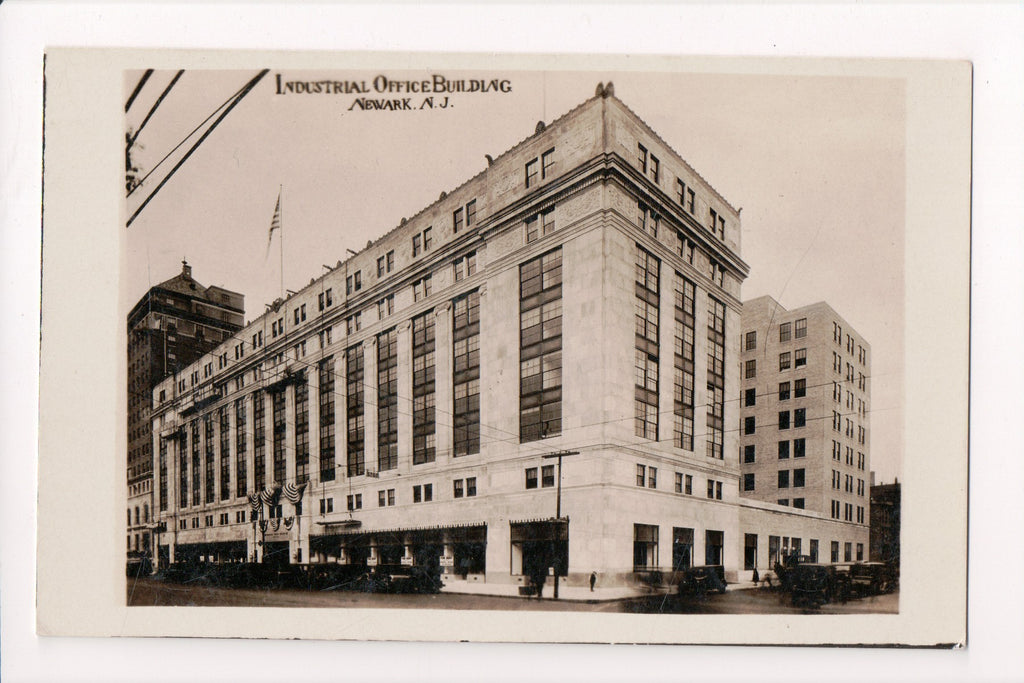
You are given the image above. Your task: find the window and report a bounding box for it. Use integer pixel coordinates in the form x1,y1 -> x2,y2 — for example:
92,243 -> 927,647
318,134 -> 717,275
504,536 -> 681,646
779,322 -> 792,342
745,359 -> 756,379
637,202 -> 658,237
319,357 -> 336,482
648,466 -> 657,489
377,256 -> 385,277
637,143 -> 648,173
541,148 -> 554,178
779,352 -> 791,371
795,318 -> 807,338
793,469 -> 805,487
453,207 -> 464,234
744,444 -> 755,463
377,328 -> 398,472
412,484 -> 432,503
744,416 -> 755,435
707,298 -> 726,459
707,479 -> 723,500
377,295 -> 394,320
744,388 -> 756,407
453,290 -> 481,456
633,523 -> 658,571
541,465 -> 555,488
686,188 -> 695,213
412,311 -> 436,465
346,271 -> 362,294
676,179 -> 686,206
778,440 -> 790,459
524,207 -> 555,243
778,410 -> 790,430
635,247 -> 660,440
422,227 -> 432,252
453,252 -> 477,281
636,464 -> 646,487
379,489 -> 387,506
778,382 -> 791,401
793,498 -> 805,509
844,542 -> 852,562
525,467 -> 538,489
856,543 -> 864,561
794,437 -> 805,458
525,158 -> 538,187
453,479 -> 464,498
673,528 -> 694,571
673,275 -> 696,450
347,494 -> 362,511
413,275 -> 432,301
346,344 -> 365,477
778,470 -> 790,489
684,474 -> 693,495
346,312 -> 361,335
794,378 -> 806,398
466,200 -> 477,227
709,208 -> 718,235
319,498 -> 334,514
743,473 -> 755,491
795,348 -> 807,368
745,330 -> 757,350
705,530 -> 724,565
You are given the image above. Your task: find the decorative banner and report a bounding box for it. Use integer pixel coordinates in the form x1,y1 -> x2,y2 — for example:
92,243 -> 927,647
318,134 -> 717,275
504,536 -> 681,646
258,520 -> 268,533
270,518 -> 281,532
282,481 -> 306,504
283,517 -> 294,530
248,493 -> 261,512
260,486 -> 280,505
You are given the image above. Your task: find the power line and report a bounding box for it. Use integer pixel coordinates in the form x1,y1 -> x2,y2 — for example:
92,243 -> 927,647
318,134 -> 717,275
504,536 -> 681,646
125,69 -> 153,113
126,69 -> 269,227
127,70 -> 185,150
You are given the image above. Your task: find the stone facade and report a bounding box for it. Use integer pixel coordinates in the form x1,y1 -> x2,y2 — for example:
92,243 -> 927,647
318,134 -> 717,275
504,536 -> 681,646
146,88 -> 863,588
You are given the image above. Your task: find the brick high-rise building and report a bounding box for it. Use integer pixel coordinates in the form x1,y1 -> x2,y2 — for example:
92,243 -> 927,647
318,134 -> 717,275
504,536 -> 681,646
739,296 -> 871,562
126,261 -> 244,560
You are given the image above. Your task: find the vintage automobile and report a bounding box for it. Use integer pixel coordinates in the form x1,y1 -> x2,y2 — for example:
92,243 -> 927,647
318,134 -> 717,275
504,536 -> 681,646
772,553 -> 814,592
790,563 -> 851,607
677,565 -> 728,596
848,561 -> 898,595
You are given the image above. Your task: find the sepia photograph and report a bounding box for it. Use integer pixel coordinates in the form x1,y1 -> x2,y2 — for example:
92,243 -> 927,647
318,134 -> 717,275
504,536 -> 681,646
34,48 -> 970,650
122,66 -> 905,616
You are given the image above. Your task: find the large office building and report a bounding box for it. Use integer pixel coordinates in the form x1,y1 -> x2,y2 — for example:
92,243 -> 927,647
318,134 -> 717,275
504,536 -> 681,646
147,85 -> 866,587
739,296 -> 871,564
127,261 -> 245,558
870,479 -> 900,564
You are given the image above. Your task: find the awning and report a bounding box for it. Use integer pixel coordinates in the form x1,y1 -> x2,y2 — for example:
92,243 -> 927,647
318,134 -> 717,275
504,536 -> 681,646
310,520 -> 486,539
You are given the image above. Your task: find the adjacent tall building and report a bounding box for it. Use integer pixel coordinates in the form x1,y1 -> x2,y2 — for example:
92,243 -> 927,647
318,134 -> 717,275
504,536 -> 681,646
127,261 -> 244,558
739,296 -> 871,564
144,86 -> 867,587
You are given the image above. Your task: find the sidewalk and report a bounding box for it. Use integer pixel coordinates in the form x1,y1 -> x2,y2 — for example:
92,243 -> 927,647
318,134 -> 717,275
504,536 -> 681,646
439,578 -> 767,601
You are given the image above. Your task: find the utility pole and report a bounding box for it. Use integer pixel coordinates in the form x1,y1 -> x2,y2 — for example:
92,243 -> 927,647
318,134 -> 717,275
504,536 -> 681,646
541,450 -> 578,599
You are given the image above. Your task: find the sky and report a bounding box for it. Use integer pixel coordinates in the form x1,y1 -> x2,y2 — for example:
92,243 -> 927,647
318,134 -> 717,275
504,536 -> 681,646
125,68 -> 904,482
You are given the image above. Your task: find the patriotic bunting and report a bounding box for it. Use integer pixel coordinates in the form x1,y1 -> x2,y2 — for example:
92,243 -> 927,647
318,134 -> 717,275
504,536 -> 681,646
282,482 -> 306,504
283,517 -> 294,530
270,518 -> 281,532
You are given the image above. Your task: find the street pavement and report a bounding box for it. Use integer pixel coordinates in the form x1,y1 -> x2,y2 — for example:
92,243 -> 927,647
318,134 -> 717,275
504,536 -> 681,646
127,577 -> 897,614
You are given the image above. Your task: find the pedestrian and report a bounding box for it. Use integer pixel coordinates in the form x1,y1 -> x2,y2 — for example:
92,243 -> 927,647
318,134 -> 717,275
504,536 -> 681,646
590,571 -> 597,592
752,567 -> 760,585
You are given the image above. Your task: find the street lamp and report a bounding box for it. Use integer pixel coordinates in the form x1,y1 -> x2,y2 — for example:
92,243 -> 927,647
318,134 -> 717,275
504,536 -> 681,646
541,450 -> 577,599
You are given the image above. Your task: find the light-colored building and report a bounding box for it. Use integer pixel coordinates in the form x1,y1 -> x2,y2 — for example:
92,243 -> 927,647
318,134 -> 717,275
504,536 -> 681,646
738,296 -> 871,567
127,261 -> 244,562
148,85 -> 866,588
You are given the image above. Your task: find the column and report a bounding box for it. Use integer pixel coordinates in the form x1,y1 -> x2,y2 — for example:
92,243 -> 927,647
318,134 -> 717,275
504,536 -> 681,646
396,319 -> 413,471
484,520 -> 509,582
433,302 -> 453,465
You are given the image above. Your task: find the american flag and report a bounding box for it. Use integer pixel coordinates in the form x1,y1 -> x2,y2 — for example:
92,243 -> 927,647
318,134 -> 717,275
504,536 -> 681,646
266,191 -> 282,254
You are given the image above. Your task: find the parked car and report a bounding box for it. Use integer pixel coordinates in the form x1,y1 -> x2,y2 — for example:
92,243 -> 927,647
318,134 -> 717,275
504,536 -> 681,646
773,553 -> 814,592
677,565 -> 727,596
848,562 -> 897,595
790,563 -> 851,607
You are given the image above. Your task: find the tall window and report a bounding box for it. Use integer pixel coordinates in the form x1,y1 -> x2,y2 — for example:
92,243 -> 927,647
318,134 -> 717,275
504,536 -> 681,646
179,430 -> 189,508
520,248 -> 563,442
795,317 -> 807,338
158,438 -> 168,512
346,344 -> 365,476
203,416 -> 215,504
673,276 -> 696,450
454,252 -> 476,281
706,297 -> 726,459
318,358 -> 336,481
635,246 -> 660,440
525,158 -> 538,187
412,311 -> 437,464
190,420 -> 201,506
219,405 -> 230,501
673,528 -> 694,571
252,391 -> 265,491
633,523 -> 658,570
453,290 -> 481,456
234,395 -> 246,497
295,375 -> 309,485
272,389 -> 286,485
779,322 -> 792,342
377,328 -> 398,471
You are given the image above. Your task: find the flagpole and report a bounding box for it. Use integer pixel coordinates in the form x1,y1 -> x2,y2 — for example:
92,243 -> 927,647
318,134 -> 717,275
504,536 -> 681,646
279,184 -> 284,300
